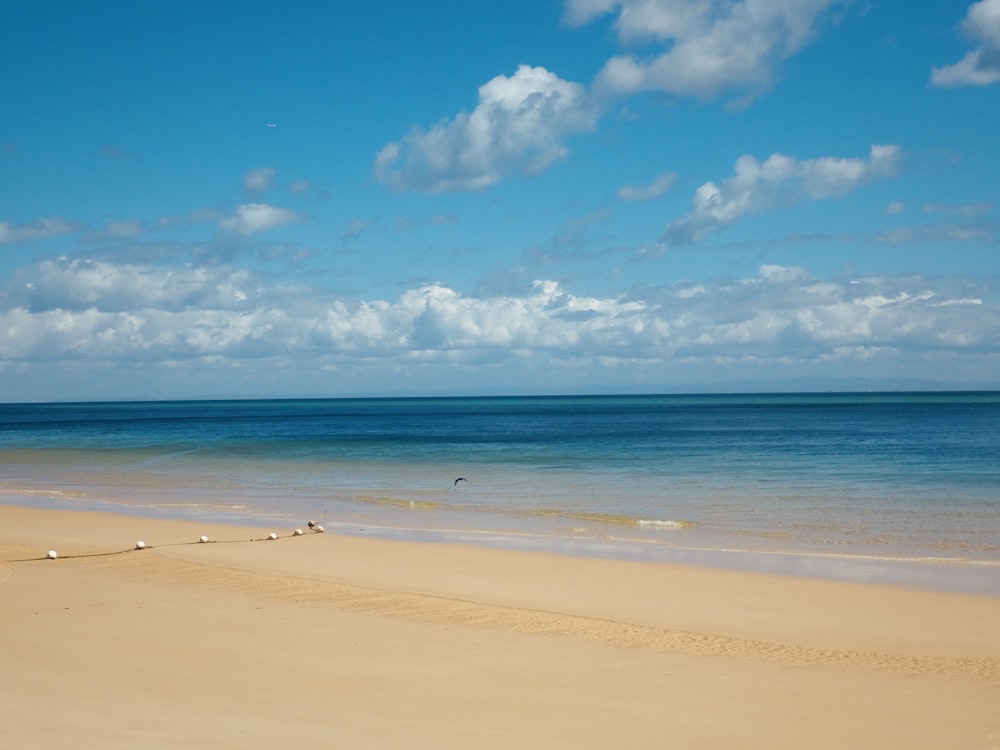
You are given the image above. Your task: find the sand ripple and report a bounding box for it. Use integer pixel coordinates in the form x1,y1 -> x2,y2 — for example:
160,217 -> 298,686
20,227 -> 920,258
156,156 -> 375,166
84,551 -> 1000,680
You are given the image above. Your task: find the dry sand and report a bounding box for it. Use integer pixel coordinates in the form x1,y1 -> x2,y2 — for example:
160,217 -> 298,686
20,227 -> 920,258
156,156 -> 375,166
2,505 -> 999,749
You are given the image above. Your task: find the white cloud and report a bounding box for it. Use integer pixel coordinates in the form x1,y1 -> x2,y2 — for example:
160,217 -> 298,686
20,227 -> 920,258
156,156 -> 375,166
882,201 -> 906,216
562,0 -> 619,27
617,172 -> 676,202
567,0 -> 849,103
663,145 -> 901,246
0,217 -> 80,245
17,258 -> 260,313
220,203 -> 300,235
244,166 -> 277,194
2,259 -> 996,393
931,0 -> 1000,87
375,3 -> 850,193
374,65 -> 598,192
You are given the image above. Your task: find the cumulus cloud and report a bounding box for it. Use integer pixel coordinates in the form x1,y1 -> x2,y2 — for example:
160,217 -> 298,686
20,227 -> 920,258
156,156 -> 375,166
374,3 -> 851,193
931,0 -> 1000,87
0,217 -> 81,245
220,203 -> 300,235
566,0 -> 849,103
15,258 -> 260,313
662,145 -> 901,247
2,259 -> 996,392
374,65 -> 598,192
617,172 -> 677,202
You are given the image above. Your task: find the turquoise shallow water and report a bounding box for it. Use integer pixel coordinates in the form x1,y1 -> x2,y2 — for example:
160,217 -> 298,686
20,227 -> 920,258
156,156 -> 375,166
2,393 -> 999,594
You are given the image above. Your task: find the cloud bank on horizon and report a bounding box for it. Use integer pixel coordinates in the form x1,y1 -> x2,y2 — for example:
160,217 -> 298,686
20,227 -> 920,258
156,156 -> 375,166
1,0 -> 998,400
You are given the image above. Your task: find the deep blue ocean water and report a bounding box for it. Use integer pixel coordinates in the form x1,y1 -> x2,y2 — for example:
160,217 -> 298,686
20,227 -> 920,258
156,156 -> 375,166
2,393 -> 999,593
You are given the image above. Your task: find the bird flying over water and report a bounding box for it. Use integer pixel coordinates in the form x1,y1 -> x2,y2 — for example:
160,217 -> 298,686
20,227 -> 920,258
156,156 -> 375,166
454,477 -> 466,486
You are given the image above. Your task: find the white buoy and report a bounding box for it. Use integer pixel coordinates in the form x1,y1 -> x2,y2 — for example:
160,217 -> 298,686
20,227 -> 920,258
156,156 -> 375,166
268,532 -> 278,540
47,550 -> 58,560
199,535 -> 209,543
315,525 -> 325,533
294,528 -> 303,536
135,541 -> 146,550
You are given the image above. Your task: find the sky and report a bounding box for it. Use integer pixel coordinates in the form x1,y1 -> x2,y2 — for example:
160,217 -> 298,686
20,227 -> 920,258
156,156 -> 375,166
2,0 -> 999,401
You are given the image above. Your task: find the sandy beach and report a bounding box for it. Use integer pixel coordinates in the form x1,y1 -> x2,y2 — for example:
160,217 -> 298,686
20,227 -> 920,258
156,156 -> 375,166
2,505 -> 999,749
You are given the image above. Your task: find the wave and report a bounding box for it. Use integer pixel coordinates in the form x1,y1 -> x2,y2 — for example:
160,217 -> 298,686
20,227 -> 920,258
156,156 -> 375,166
2,488 -> 90,499
637,519 -> 693,530
522,509 -> 693,528
339,496 -> 694,530
595,534 -> 1000,568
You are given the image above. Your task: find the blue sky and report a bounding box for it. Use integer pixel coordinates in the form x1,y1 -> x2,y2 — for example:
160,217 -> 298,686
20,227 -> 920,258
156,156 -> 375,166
2,0 -> 999,401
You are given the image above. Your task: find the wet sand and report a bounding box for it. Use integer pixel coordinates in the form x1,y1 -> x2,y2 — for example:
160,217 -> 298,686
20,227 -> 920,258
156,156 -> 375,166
2,505 -> 999,749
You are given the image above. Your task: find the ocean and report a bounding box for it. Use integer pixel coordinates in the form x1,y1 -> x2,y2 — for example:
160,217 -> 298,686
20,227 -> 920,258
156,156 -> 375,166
2,393 -> 999,594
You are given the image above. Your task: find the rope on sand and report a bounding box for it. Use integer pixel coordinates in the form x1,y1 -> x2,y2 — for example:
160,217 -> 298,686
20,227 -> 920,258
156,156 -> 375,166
2,523 -> 325,564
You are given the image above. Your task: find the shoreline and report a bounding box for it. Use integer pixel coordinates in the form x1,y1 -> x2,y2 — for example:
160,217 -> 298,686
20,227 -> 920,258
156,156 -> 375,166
324,522 -> 1000,597
3,504 -> 1000,748
5,494 -> 999,597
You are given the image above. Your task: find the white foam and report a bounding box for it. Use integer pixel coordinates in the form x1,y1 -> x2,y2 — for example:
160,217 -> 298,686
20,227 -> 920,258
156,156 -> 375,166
637,519 -> 687,529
